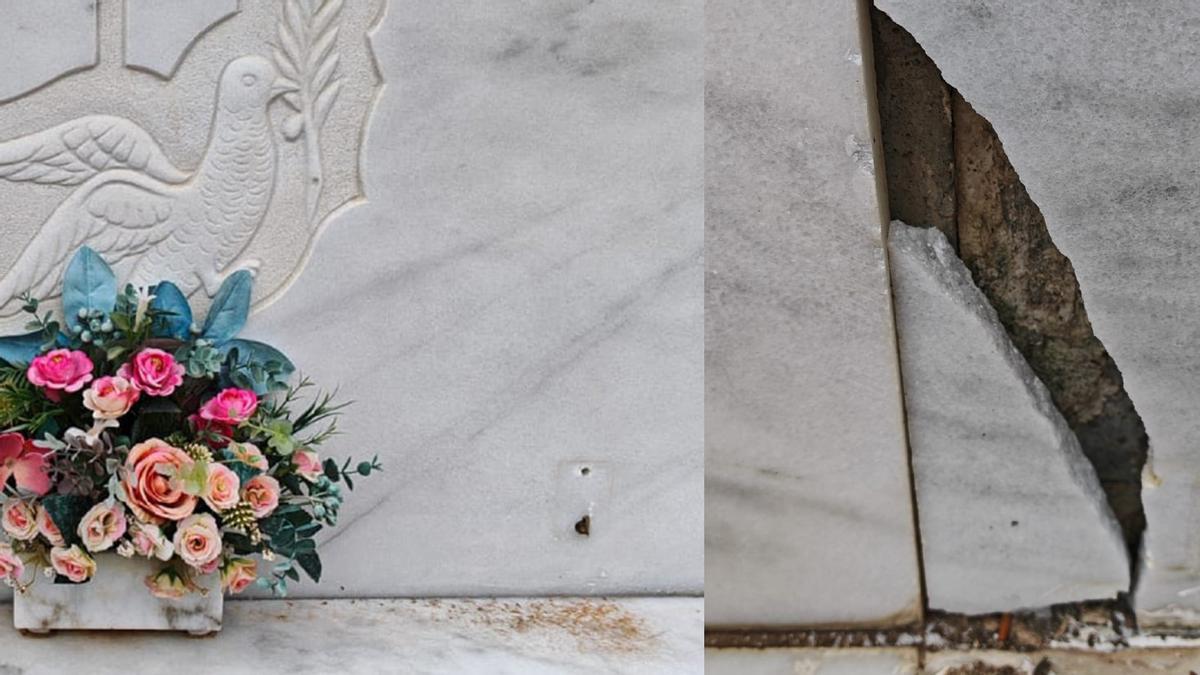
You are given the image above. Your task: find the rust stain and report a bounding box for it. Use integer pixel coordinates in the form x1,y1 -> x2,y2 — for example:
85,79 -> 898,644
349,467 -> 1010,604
433,599 -> 656,655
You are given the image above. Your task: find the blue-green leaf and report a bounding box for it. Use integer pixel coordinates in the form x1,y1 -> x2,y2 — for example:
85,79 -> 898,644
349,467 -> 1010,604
220,339 -> 294,394
0,332 -> 44,365
149,281 -> 193,339
62,247 -> 117,327
201,271 -> 253,342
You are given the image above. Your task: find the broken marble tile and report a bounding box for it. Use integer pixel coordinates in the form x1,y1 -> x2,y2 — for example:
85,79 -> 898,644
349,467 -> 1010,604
705,648 -> 919,675
705,0 -> 921,626
889,222 -> 1128,614
876,0 -> 1200,627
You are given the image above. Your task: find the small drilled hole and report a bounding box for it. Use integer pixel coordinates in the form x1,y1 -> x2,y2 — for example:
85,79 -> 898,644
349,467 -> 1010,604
579,466 -> 591,476
574,515 -> 591,536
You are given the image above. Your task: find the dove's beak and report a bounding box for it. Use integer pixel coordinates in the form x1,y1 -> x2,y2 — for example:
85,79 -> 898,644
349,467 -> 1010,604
269,80 -> 292,101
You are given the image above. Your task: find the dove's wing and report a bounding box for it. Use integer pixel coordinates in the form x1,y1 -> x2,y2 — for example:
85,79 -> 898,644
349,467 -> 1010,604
0,172 -> 177,312
0,116 -> 188,187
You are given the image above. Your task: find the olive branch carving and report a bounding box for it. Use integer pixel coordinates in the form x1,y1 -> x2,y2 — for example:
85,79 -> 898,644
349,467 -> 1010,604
273,0 -> 345,226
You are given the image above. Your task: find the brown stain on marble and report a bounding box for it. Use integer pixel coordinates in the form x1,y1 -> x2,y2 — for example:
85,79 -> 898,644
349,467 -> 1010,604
431,599 -> 656,654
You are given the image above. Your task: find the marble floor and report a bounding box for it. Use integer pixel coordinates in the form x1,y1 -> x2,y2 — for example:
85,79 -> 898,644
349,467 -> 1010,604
0,597 -> 703,674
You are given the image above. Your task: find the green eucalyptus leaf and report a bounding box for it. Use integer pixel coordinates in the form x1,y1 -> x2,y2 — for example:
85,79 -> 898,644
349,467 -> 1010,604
296,552 -> 322,583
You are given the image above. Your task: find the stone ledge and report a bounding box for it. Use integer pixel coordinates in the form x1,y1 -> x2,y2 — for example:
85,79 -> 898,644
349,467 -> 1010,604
0,597 -> 702,674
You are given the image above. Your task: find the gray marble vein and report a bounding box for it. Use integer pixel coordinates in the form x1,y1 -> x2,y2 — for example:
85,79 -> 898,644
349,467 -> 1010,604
242,0 -> 704,597
0,597 -> 701,674
890,223 -> 1128,613
705,0 -> 921,626
877,0 -> 1200,626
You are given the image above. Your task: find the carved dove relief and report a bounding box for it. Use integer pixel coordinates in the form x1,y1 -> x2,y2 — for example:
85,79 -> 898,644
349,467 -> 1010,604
0,0 -> 384,331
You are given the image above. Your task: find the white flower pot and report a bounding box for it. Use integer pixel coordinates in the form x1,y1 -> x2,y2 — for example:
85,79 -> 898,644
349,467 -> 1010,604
13,554 -> 222,635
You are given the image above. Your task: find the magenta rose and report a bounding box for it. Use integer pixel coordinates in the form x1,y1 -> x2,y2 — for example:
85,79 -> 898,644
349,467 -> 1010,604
198,388 -> 258,425
118,349 -> 185,397
27,349 -> 93,393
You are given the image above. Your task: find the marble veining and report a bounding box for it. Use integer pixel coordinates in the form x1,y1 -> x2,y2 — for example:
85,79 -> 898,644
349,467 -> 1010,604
240,0 -> 704,597
704,0 -> 920,625
13,554 -> 221,634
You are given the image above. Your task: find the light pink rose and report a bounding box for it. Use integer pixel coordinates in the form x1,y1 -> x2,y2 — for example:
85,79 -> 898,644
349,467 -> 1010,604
229,442 -> 268,471
198,556 -> 222,575
198,388 -> 258,425
173,513 -> 221,570
50,545 -> 95,583
204,464 -> 240,512
145,568 -> 188,599
36,505 -> 64,546
26,349 -> 93,393
1,499 -> 37,541
117,348 -> 184,396
122,438 -> 197,523
82,376 -> 140,420
293,449 -> 322,482
221,557 -> 257,594
129,521 -> 174,561
241,474 -> 280,518
0,542 -> 24,584
77,502 -> 127,552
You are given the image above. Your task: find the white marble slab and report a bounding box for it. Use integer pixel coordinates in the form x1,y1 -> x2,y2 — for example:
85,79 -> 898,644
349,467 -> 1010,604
244,0 -> 704,596
706,648 -> 919,675
0,0 -> 97,101
705,0 -> 921,626
13,554 -> 221,634
890,223 -> 1128,613
0,597 -> 702,674
876,0 -> 1200,626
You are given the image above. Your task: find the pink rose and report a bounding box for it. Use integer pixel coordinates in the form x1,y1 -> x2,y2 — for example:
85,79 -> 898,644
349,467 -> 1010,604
50,544 -> 96,583
173,513 -> 221,570
0,542 -> 24,584
122,439 -> 197,523
82,376 -> 140,420
77,502 -> 127,552
117,349 -> 184,397
198,388 -> 258,425
26,349 -> 93,393
129,521 -> 173,561
36,505 -> 64,546
145,568 -> 188,599
0,435 -> 52,496
229,442 -> 268,471
204,464 -> 241,511
293,449 -> 322,482
221,557 -> 257,594
1,499 -> 37,541
241,474 -> 280,518
198,556 -> 222,575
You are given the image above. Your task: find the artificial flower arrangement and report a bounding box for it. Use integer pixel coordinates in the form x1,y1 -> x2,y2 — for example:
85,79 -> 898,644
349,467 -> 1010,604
0,248 -> 378,600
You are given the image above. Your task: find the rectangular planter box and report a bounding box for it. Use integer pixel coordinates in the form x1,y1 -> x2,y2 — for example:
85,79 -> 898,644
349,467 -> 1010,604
13,554 -> 222,635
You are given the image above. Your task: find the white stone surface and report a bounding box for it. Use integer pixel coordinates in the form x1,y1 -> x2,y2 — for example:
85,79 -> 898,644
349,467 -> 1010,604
0,0 -> 382,329
890,223 -> 1129,613
13,554 -> 221,634
706,648 -> 919,675
125,0 -> 240,78
876,0 -> 1200,625
0,597 -> 701,673
0,0 -> 97,102
244,0 -> 703,596
0,0 -> 702,600
705,0 -> 920,625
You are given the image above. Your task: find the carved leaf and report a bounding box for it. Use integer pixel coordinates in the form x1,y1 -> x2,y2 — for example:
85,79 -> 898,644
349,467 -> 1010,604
314,79 -> 342,128
311,54 -> 339,97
